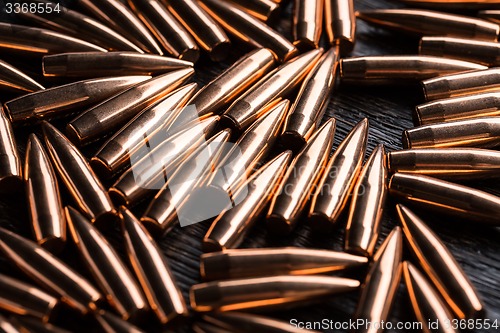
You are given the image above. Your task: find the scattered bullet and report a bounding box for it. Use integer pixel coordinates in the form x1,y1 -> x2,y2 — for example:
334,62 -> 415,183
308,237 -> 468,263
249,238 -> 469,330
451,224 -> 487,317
0,107 -> 22,191
293,0 -> 323,50
0,59 -> 44,93
325,0 -> 356,55
225,0 -> 280,22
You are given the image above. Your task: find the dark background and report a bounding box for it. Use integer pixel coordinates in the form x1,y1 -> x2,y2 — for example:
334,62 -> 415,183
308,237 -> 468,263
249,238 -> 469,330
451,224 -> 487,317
0,0 -> 499,332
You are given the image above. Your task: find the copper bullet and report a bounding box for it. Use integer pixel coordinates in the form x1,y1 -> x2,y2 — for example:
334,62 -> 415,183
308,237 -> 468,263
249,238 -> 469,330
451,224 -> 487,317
222,49 -> 322,133
353,227 -> 403,333
356,9 -> 500,41
325,0 -> 356,55
91,83 -> 197,179
420,36 -> 500,67
162,0 -> 230,61
267,118 -> 336,234
141,129 -> 231,235
189,48 -> 275,118
389,173 -> 500,225
191,275 -> 359,312
0,314 -> 21,333
200,247 -> 368,281
42,52 -> 193,77
387,148 -> 500,180
93,310 -> 146,333
0,107 -> 22,191
403,262 -> 458,333
66,68 -> 194,146
396,204 -> 485,319
309,119 -> 369,232
65,206 -> 148,321
345,145 -> 387,257
200,0 -> 298,62
282,48 -> 338,151
42,122 -> 117,228
225,0 -> 280,22
109,116 -> 219,205
421,68 -> 500,101
120,207 -> 188,325
340,56 -> 486,84
11,316 -> 70,333
403,117 -> 500,149
25,134 -> 66,253
203,151 -> 292,252
0,273 -> 60,322
0,59 -> 44,93
399,0 -> 500,9
78,0 -> 163,54
293,0 -> 323,50
0,227 -> 103,314
0,22 -> 106,56
415,91 -> 500,125
5,76 -> 150,123
17,1 -> 144,53
127,0 -> 200,62
479,10 -> 500,24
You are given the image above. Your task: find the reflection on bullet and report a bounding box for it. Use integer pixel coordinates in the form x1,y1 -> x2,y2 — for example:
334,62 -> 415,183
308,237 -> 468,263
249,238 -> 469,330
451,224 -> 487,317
356,9 -> 500,41
415,91 -> 500,125
42,52 -> 193,77
403,262 -> 458,333
42,122 -> 117,228
0,59 -> 44,93
128,0 -> 200,62
0,227 -> 102,314
203,151 -> 292,252
5,76 -> 150,123
17,1 -> 144,53
0,273 -> 60,322
93,311 -> 146,333
163,0 -> 230,61
120,207 -> 188,324
293,0 -> 323,50
92,83 -> 197,179
325,0 -> 356,55
421,68 -> 500,101
66,68 -> 194,146
345,145 -> 387,257
190,48 -> 275,118
353,227 -> 403,333
403,117 -> 500,149
0,22 -> 107,56
0,108 -> 22,191
25,134 -> 66,253
109,116 -> 219,205
387,148 -> 500,180
12,316 -> 70,333
191,275 -> 359,312
142,129 -> 231,235
420,36 -> 500,67
389,172 -> 500,225
340,56 -> 486,84
268,118 -> 336,234
200,247 -> 368,281
479,10 -> 500,24
200,0 -> 297,62
222,49 -> 322,133
226,0 -> 280,22
0,313 -> 22,333
396,204 -> 485,319
400,0 -> 500,9
78,0 -> 163,54
309,119 -> 369,232
282,48 -> 338,150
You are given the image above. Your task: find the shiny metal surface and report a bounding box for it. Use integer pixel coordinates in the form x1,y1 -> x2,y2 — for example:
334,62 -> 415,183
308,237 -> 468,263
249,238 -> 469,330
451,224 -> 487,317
293,0 -> 323,50
225,0 -> 280,22
325,0 -> 355,55
0,108 -> 22,191
93,310 -> 146,333
0,59 -> 44,93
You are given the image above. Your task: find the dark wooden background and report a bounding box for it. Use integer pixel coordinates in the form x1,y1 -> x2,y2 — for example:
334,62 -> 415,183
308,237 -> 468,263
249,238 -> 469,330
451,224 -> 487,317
0,0 -> 499,332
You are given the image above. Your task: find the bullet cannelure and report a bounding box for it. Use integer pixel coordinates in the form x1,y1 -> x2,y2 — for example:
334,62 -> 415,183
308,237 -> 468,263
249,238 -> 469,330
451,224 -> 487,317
25,134 -> 66,253
0,107 -> 22,192
293,0 -> 323,50
225,0 -> 280,22
389,172 -> 500,225
200,0 -> 298,62
396,204 -> 485,319
93,310 -> 146,333
0,227 -> 103,314
42,122 -> 117,229
353,227 -> 403,333
200,247 -> 368,281
66,68 -> 194,146
345,145 -> 388,257
203,151 -> 292,252
309,119 -> 369,232
325,0 -> 356,55
0,59 -> 44,93
267,118 -> 336,234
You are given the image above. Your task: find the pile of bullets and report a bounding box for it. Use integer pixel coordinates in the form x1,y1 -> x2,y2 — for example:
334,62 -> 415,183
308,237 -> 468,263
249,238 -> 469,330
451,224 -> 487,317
0,0 -> 499,331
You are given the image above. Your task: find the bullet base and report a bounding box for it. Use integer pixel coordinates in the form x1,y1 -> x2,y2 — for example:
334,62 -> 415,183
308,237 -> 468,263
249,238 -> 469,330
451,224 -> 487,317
280,131 -> 307,154
309,211 -> 335,233
0,175 -> 23,193
267,214 -> 294,235
208,40 -> 232,62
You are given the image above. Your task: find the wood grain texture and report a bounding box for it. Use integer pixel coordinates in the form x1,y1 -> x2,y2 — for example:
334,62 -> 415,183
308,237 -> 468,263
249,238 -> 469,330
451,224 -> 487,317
0,0 -> 499,332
